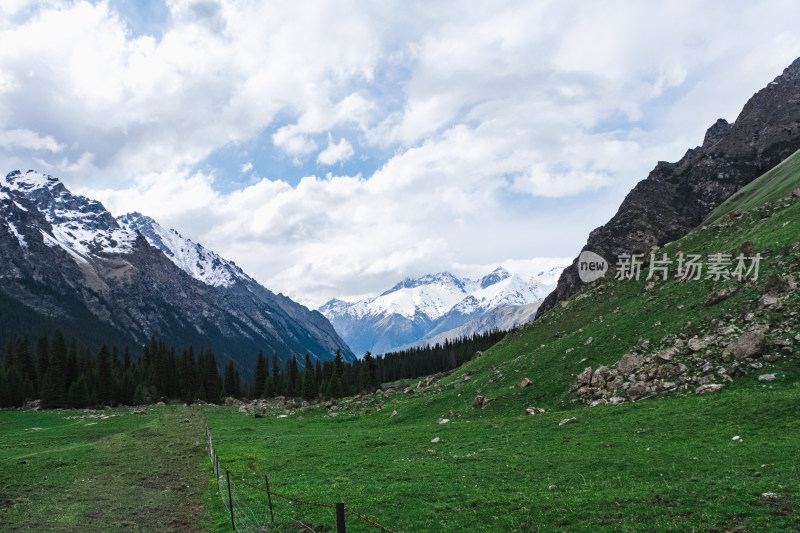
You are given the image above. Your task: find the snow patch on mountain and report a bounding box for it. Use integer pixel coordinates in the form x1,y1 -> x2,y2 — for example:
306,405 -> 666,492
118,212 -> 242,288
2,170 -> 138,263
319,263 -> 568,355
327,272 -> 477,321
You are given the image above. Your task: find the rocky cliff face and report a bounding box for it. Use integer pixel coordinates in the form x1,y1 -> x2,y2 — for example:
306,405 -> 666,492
0,171 -> 354,374
537,57 -> 800,318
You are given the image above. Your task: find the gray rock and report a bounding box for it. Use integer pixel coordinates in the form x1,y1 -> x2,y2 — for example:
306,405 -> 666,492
526,407 -> 546,415
558,418 -> 579,426
627,381 -> 649,401
758,294 -> 779,307
617,353 -> 644,374
576,366 -> 594,386
695,383 -> 724,395
758,373 -> 777,381
705,286 -> 737,306
518,377 -> 533,388
726,331 -> 768,359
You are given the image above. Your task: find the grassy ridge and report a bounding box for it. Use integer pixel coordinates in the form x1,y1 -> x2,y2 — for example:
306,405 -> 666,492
0,405 -> 216,532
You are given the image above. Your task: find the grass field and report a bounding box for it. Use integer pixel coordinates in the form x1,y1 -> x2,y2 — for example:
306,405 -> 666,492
206,380 -> 799,532
0,405 -> 218,532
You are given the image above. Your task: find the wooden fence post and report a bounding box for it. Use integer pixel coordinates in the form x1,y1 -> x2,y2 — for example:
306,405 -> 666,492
226,470 -> 235,531
336,502 -> 346,533
264,474 -> 275,523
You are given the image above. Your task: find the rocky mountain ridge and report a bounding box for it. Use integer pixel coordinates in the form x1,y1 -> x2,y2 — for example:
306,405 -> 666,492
537,56 -> 800,318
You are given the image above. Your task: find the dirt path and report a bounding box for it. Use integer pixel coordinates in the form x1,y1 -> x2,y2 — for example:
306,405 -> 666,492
1,405 -> 214,532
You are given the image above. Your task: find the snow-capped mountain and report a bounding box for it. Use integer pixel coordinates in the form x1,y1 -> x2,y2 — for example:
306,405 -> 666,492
0,170 -> 354,375
118,212 -> 240,288
319,266 -> 564,355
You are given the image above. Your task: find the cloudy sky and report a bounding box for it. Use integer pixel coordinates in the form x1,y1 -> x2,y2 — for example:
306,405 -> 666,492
2,1 -> 800,307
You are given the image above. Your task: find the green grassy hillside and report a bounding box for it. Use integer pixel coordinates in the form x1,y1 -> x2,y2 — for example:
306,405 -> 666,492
204,151 -> 800,531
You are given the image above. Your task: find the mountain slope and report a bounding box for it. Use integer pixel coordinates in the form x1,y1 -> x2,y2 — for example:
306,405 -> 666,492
0,171 -> 354,375
538,56 -> 800,318
320,267 -> 561,355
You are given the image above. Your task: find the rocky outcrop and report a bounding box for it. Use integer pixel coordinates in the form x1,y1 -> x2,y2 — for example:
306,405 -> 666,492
538,57 -> 800,318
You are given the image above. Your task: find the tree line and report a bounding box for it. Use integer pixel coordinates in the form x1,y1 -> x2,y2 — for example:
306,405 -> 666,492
0,328 -> 507,409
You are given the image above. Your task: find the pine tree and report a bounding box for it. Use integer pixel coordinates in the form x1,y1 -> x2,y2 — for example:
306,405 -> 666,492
302,353 -> 316,401
253,351 -> 267,398
96,344 -> 113,406
223,359 -> 240,398
67,374 -> 91,409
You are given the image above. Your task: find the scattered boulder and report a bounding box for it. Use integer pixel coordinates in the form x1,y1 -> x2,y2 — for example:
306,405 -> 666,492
762,492 -> 779,500
518,377 -> 533,388
617,353 -> 644,374
687,336 -> 712,352
726,331 -> 768,359
705,286 -> 737,306
129,406 -> 147,414
558,418 -> 579,426
758,294 -> 779,307
437,418 -> 450,425
695,383 -> 724,395
654,348 -> 676,364
526,407 -> 546,416
584,337 -> 594,345
223,397 -> 237,407
473,395 -> 493,408
21,399 -> 42,411
431,437 -> 440,443
627,381 -> 649,401
472,351 -> 483,360
576,367 -> 593,386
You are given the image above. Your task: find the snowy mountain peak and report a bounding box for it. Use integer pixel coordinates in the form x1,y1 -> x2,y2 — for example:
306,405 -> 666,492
320,264 -> 567,355
117,211 -> 242,288
381,271 -> 467,296
2,170 -> 137,262
479,267 -> 510,289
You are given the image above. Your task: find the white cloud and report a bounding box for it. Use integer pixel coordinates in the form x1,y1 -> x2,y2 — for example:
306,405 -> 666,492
317,135 -> 354,165
0,128 -> 63,152
7,0 -> 800,306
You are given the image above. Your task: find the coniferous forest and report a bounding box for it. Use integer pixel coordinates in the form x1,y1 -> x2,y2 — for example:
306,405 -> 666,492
0,327 -> 508,409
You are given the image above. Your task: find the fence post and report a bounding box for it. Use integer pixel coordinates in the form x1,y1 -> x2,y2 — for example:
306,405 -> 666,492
336,502 -> 346,533
226,470 -> 235,531
264,474 -> 275,523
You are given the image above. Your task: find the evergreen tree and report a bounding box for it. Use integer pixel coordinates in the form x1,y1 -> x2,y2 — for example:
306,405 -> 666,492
253,350 -> 267,398
223,359 -> 240,398
67,374 -> 91,409
96,344 -> 113,406
285,355 -> 299,397
35,334 -> 49,388
301,353 -> 316,401
358,352 -> 379,392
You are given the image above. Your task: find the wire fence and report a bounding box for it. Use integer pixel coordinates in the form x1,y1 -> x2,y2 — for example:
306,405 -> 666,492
206,428 -> 397,533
